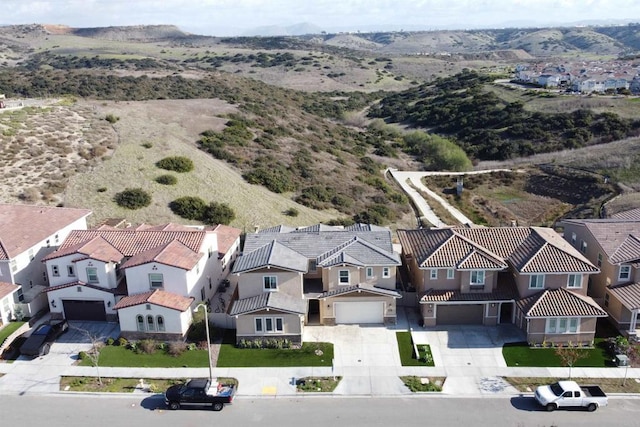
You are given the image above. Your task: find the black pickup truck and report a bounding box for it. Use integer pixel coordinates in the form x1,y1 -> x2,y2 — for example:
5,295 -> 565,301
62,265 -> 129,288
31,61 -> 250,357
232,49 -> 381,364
164,378 -> 235,411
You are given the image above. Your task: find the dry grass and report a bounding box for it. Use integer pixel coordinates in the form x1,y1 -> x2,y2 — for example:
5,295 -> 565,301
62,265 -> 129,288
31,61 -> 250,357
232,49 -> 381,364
63,99 -> 339,228
505,376 -> 640,394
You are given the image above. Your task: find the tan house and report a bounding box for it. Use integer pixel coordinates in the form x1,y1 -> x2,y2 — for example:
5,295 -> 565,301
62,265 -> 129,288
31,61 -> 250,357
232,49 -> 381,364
560,217 -> 640,336
397,226 -> 605,345
230,224 -> 401,344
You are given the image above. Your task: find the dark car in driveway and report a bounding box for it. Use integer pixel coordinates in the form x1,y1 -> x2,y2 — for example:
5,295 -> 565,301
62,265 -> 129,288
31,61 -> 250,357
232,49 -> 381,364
165,378 -> 235,411
19,320 -> 69,357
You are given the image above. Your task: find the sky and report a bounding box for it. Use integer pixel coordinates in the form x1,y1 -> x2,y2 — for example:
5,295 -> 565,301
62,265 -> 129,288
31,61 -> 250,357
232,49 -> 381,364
3,0 -> 640,36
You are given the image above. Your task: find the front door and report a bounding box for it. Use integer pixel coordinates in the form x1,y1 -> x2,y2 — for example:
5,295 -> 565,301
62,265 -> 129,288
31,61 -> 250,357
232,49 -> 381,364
307,299 -> 320,324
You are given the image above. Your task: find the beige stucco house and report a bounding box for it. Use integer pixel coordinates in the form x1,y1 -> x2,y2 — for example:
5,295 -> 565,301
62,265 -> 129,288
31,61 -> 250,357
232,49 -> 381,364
397,226 -> 605,345
561,216 -> 640,336
230,224 -> 401,344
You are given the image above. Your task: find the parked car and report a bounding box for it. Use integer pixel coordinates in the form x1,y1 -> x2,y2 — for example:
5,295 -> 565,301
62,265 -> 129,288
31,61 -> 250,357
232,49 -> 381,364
164,378 -> 235,411
534,380 -> 608,412
19,320 -> 69,357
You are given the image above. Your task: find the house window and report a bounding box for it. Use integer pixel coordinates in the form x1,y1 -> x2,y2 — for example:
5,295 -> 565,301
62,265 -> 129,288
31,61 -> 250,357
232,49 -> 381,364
28,249 -> 34,261
146,304 -> 151,310
263,276 -> 277,291
546,317 -> 580,334
149,273 -> 164,289
309,260 -> 317,273
339,270 -> 350,285
67,265 -> 75,277
255,317 -> 284,333
76,286 -> 82,292
147,315 -> 155,331
86,267 -> 98,283
52,265 -> 60,277
597,253 -> 602,267
580,240 -> 587,254
136,315 -> 145,331
430,269 -> 437,280
571,232 -> 576,245
366,267 -> 373,278
157,316 -> 165,332
196,263 -> 200,275
10,260 -> 17,273
208,247 -> 213,259
16,288 -> 24,302
470,270 -> 485,285
567,274 -> 582,288
529,274 -> 545,289
619,265 -> 631,281
200,287 -> 205,301
605,293 -> 610,307
382,267 -> 390,278
447,269 -> 455,279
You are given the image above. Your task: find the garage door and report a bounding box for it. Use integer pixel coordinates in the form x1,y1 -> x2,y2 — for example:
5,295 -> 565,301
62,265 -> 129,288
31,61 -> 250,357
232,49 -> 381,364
335,301 -> 384,324
62,300 -> 106,321
436,304 -> 483,325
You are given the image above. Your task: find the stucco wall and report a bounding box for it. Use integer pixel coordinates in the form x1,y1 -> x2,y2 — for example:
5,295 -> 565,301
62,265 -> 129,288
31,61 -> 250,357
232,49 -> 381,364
515,273 -> 588,298
525,317 -> 597,345
237,269 -> 302,299
48,285 -> 116,318
117,304 -> 191,335
235,311 -> 303,339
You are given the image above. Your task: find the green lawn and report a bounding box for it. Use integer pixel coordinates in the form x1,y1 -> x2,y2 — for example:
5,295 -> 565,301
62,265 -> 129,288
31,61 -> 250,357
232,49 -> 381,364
0,322 -> 25,347
78,345 -> 209,368
396,331 -> 435,366
502,339 -> 614,367
217,341 -> 333,367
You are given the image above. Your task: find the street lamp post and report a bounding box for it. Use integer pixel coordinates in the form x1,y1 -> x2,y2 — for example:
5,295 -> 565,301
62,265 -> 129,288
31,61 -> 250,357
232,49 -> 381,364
195,303 -> 213,381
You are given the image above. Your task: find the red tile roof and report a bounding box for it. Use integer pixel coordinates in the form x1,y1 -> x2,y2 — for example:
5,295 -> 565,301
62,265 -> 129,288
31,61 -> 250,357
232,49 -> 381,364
213,224 -> 241,257
120,240 -> 203,270
398,226 -> 597,274
420,280 -> 518,303
517,288 -> 607,318
113,289 -> 193,311
0,204 -> 91,260
0,281 -> 20,299
42,281 -> 118,294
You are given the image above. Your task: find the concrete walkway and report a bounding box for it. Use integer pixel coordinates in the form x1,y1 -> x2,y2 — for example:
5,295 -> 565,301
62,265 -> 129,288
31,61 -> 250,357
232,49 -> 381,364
1,307 -> 639,398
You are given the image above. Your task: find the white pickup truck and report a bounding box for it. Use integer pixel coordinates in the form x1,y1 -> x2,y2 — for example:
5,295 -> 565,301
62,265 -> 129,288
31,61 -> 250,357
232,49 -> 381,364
535,380 -> 608,412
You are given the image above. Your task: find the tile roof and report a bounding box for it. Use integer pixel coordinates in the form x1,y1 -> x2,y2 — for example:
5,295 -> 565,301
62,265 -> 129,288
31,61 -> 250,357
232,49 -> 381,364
608,282 -> 640,310
516,288 -> 607,318
229,292 -> 307,316
419,280 -> 518,303
0,204 -> 91,260
610,208 -> 640,221
561,219 -> 640,261
43,228 -> 209,270
0,281 -> 20,299
397,226 -> 597,274
113,289 -> 193,311
212,224 -> 241,257
317,283 -> 401,299
42,281 -> 118,294
233,241 -> 309,273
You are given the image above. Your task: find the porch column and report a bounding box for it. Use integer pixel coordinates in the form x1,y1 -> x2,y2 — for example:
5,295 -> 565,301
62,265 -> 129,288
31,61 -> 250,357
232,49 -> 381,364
631,309 -> 639,332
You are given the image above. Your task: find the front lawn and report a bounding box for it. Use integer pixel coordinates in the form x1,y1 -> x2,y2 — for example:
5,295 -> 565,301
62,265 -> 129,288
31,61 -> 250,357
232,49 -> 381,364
0,321 -> 25,347
396,331 -> 435,366
296,376 -> 341,392
502,339 -> 613,367
78,345 -> 209,367
401,376 -> 445,392
60,376 -> 238,393
217,340 -> 333,367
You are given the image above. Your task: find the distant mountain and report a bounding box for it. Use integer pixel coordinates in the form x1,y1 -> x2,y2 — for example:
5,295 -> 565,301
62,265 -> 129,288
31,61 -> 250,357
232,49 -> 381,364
242,22 -> 323,36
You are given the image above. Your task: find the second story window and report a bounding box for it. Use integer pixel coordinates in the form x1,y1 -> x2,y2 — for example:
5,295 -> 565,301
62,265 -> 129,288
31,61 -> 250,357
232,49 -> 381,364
67,265 -> 75,277
447,269 -> 455,279
567,274 -> 582,288
619,265 -> 631,281
263,276 -> 277,291
597,253 -> 602,267
149,273 -> 164,289
580,240 -> 587,254
52,265 -> 60,277
339,270 -> 350,285
382,267 -> 390,278
366,267 -> 373,278
571,232 -> 576,245
470,270 -> 485,285
86,267 -> 98,284
430,269 -> 438,280
9,260 -> 17,273
529,274 -> 545,289
309,260 -> 317,273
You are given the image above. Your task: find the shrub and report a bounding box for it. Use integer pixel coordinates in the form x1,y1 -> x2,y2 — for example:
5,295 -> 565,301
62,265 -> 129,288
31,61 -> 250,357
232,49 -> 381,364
155,174 -> 177,185
202,202 -> 235,225
141,142 -> 153,149
284,207 -> 299,217
105,114 -> 119,124
117,337 -> 128,347
78,351 -> 88,360
106,337 -> 115,346
169,196 -> 207,220
156,156 -> 194,173
114,188 -> 152,210
138,339 -> 157,354
97,187 -> 107,193
168,341 -> 187,357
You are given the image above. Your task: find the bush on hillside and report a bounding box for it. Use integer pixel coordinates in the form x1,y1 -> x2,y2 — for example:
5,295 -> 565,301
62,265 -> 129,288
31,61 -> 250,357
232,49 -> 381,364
202,202 -> 236,225
114,188 -> 152,210
155,174 -> 178,185
156,156 -> 194,173
169,196 -> 207,220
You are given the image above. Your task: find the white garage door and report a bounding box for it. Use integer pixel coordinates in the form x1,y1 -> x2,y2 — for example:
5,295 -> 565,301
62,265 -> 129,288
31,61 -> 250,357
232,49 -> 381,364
335,301 -> 384,324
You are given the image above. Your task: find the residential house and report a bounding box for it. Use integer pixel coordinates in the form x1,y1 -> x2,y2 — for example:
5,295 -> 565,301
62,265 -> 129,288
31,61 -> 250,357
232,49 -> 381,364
397,226 -> 605,345
0,204 -> 91,319
229,224 -> 401,345
560,218 -> 640,336
0,282 -> 20,324
42,223 -> 241,340
538,74 -> 560,88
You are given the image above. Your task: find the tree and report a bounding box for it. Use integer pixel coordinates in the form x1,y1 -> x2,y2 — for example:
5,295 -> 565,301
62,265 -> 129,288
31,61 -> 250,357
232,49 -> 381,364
555,342 -> 587,379
73,326 -> 106,386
